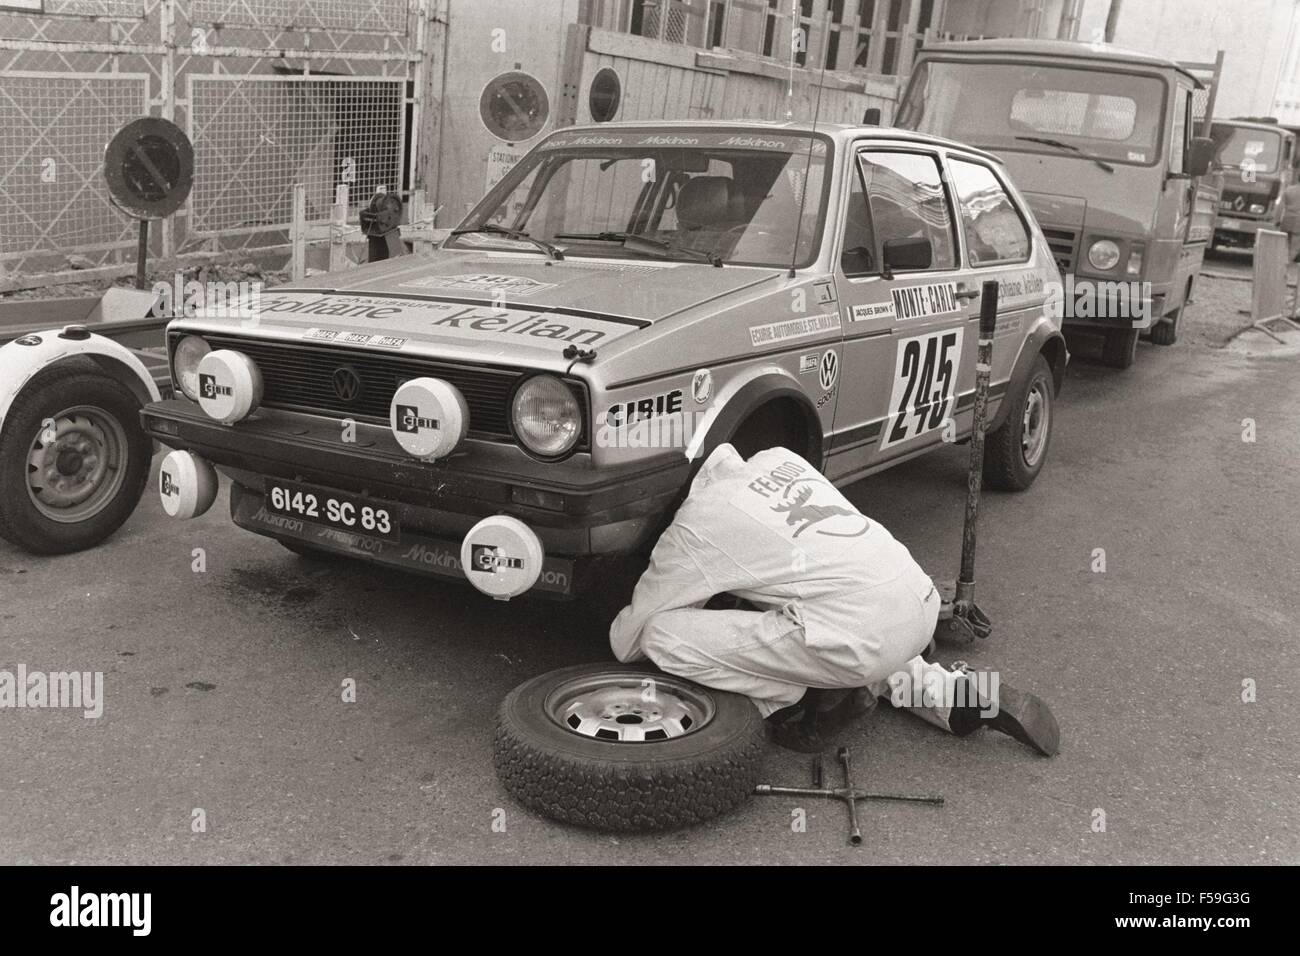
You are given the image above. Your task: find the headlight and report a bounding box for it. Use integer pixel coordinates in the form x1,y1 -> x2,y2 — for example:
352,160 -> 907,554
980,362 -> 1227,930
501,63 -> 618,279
1087,239 -> 1121,271
173,335 -> 211,400
511,375 -> 581,458
1249,203 -> 1266,214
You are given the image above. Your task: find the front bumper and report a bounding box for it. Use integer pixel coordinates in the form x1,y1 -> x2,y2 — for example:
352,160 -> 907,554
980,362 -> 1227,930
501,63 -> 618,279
1213,215 -> 1272,246
141,399 -> 691,568
1057,273 -> 1162,331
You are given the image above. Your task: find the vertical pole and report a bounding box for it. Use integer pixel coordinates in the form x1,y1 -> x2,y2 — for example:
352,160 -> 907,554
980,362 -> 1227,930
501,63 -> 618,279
956,280 -> 999,605
291,183 -> 306,282
136,220 -> 149,290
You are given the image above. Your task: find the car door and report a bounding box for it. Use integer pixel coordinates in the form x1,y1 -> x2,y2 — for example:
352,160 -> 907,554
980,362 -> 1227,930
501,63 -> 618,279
827,146 -> 975,484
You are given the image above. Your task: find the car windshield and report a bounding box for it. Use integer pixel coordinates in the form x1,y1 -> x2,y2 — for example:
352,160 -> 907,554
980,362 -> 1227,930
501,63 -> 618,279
898,60 -> 1165,167
451,130 -> 832,268
1211,124 -> 1282,173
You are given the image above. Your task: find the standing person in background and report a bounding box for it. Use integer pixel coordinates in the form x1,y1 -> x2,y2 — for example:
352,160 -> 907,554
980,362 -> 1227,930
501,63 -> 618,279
1279,177 -> 1300,318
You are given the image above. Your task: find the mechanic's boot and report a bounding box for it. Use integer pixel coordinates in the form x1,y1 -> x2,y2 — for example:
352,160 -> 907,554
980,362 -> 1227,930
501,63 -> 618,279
768,688 -> 876,753
884,658 -> 1059,757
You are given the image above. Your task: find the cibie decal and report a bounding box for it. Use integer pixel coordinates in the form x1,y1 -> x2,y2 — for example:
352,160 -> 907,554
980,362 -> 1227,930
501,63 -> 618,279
470,544 -> 525,572
881,328 -> 965,450
749,312 -> 841,347
395,405 -> 439,433
891,281 -> 959,321
850,301 -> 895,323
402,273 -> 557,297
819,349 -> 839,391
606,389 -> 683,428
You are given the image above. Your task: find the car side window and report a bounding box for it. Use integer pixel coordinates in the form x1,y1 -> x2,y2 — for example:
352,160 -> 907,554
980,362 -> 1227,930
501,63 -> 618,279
840,160 -> 876,276
857,151 -> 956,271
948,159 -> 1032,266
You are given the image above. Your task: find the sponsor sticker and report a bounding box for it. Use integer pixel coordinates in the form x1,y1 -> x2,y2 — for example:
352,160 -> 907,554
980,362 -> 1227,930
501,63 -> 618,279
749,312 -> 841,347
799,352 -> 820,374
814,281 -> 836,304
402,273 -> 557,296
891,281 -> 960,321
259,292 -> 636,351
605,389 -> 684,429
850,301 -> 896,323
691,369 -> 713,405
305,327 -> 406,349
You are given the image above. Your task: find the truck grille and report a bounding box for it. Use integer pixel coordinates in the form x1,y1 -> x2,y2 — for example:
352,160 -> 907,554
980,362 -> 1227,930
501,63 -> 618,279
187,334 -> 588,445
1041,228 -> 1079,274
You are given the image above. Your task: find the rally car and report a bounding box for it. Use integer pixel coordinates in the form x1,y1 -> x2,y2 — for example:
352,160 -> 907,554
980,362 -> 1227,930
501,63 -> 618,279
141,120 -> 1067,600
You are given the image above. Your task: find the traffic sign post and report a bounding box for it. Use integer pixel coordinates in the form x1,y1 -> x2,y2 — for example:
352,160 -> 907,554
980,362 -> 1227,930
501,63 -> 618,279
103,118 -> 194,290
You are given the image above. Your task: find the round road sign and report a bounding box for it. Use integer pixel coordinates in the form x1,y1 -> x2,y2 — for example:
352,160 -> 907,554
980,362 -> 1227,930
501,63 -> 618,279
479,71 -> 550,142
103,117 -> 194,220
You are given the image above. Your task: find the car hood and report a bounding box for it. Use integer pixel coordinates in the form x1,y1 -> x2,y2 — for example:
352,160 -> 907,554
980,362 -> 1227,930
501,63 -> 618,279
188,251 -> 783,370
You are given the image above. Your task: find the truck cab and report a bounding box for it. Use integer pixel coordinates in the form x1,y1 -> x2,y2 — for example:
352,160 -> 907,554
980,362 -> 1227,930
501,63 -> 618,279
895,38 -> 1221,368
1209,117 -> 1297,250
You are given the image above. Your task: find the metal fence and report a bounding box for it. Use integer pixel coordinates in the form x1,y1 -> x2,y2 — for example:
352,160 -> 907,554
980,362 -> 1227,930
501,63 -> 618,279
0,0 -> 424,289
187,75 -> 406,237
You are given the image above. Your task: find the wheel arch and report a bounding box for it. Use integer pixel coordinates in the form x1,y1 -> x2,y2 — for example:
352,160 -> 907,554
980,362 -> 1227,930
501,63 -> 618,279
689,369 -> 825,468
0,331 -> 161,433
989,323 -> 1068,434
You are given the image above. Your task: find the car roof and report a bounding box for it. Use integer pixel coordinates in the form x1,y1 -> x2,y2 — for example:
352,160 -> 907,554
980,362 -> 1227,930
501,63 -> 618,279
554,119 -> 1007,165
919,37 -> 1200,86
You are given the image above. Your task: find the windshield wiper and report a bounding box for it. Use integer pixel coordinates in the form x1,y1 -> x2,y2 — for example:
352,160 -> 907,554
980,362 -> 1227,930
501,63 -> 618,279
1014,136 -> 1115,173
554,231 -> 722,267
449,223 -> 564,260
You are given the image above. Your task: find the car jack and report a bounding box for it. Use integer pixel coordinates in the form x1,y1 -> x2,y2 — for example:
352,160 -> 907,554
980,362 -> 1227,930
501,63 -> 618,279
932,279 -> 999,645
755,747 -> 944,847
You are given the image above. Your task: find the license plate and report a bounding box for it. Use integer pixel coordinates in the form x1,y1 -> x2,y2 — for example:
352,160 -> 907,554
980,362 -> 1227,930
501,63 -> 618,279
1220,217 -> 1241,230
265,479 -> 400,542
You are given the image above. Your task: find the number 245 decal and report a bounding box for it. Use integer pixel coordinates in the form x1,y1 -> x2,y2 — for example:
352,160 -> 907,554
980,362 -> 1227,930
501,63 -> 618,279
881,329 -> 964,449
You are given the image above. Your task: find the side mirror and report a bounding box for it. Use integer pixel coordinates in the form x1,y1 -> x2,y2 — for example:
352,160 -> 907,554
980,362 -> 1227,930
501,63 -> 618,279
862,107 -> 882,126
1186,137 -> 1216,177
883,236 -> 932,273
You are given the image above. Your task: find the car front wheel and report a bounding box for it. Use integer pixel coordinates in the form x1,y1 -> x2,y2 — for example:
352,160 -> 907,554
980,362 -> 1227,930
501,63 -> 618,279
0,365 -> 151,554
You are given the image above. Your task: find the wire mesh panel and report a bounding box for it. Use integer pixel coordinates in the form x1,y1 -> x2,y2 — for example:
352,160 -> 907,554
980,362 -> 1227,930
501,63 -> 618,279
190,0 -> 409,34
44,0 -> 145,16
187,75 -> 406,237
0,72 -> 148,269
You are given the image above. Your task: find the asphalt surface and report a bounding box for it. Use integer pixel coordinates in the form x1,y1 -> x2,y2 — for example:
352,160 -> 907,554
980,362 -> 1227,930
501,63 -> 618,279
2,305 -> 1297,865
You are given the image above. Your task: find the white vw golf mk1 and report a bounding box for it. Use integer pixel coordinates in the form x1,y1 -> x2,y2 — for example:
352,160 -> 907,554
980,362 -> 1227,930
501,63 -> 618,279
143,120 -> 1066,601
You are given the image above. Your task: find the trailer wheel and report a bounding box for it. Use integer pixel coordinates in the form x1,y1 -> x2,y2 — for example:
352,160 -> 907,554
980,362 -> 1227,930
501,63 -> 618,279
494,662 -> 765,832
984,355 -> 1053,491
1101,328 -> 1139,368
0,366 -> 151,555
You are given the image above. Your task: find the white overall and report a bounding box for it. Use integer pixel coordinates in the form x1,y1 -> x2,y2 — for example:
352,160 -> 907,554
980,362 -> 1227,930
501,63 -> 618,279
610,444 -> 942,717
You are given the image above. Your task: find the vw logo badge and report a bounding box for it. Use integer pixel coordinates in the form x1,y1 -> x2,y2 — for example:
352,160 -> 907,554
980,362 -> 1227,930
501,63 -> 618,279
332,366 -> 363,402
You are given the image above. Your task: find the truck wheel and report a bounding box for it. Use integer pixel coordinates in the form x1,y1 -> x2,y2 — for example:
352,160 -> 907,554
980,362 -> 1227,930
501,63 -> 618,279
1101,328 -> 1139,368
1149,297 -> 1184,346
0,366 -> 151,555
494,662 -> 765,832
983,354 -> 1053,491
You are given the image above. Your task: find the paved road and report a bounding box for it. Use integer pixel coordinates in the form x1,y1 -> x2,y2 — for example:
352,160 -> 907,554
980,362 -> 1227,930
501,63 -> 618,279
2,330 -> 1297,865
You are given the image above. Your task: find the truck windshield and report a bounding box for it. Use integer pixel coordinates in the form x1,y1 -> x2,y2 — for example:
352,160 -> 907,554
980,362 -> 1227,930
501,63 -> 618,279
898,60 -> 1165,167
1210,124 -> 1282,174
452,131 -> 831,268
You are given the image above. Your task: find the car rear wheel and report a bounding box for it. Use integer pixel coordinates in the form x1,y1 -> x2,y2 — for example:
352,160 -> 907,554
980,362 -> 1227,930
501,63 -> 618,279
984,354 -> 1053,492
494,662 -> 765,832
0,366 -> 151,554
1101,327 -> 1139,368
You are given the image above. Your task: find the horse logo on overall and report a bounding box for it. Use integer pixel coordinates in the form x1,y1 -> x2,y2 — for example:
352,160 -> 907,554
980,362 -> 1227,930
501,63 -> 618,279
770,480 -> 869,538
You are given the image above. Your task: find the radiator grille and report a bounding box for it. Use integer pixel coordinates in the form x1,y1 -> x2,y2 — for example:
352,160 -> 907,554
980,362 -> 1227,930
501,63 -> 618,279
183,334 -> 588,445
1041,227 -> 1079,274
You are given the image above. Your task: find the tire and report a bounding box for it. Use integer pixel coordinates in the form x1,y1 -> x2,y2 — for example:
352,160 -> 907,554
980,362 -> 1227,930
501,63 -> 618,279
1101,327 -> 1139,368
1148,316 -> 1178,346
494,662 -> 766,832
983,354 -> 1054,492
728,400 -> 805,460
0,365 -> 151,555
